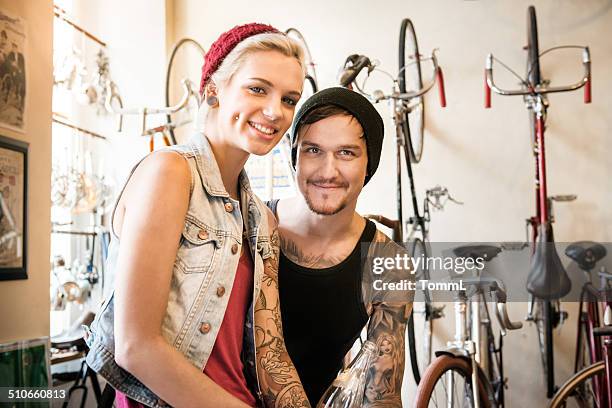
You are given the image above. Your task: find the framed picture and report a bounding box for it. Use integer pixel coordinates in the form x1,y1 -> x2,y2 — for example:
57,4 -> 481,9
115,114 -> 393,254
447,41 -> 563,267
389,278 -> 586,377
0,134 -> 27,280
0,9 -> 27,132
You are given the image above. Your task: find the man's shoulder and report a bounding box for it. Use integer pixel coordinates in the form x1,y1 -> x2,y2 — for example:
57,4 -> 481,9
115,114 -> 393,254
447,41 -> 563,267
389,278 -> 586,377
368,225 -> 408,254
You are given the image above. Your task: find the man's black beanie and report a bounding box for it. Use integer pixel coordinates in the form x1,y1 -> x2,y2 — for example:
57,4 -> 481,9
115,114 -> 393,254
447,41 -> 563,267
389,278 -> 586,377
290,87 -> 384,185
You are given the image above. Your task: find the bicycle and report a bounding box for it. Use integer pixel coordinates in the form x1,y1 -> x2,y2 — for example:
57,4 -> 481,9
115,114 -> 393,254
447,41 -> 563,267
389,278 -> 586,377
414,245 -> 523,408
484,5 -> 591,398
550,241 -> 610,407
338,17 -> 450,384
549,267 -> 611,407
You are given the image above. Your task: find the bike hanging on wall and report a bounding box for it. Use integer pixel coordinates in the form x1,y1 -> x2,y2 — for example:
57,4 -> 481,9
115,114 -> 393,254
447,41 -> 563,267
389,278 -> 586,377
484,5 -> 592,399
338,18 -> 453,385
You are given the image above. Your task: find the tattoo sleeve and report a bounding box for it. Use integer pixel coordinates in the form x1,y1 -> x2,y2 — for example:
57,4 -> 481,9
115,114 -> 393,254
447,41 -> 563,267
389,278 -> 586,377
255,227 -> 311,408
361,230 -> 414,407
362,302 -> 410,407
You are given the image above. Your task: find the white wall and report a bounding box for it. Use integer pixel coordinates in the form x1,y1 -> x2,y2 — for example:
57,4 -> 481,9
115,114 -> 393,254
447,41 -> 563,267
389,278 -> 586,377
173,0 -> 611,406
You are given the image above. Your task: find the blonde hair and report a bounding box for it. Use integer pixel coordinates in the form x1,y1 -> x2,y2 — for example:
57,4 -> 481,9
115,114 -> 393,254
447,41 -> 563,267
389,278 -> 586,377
196,32 -> 306,131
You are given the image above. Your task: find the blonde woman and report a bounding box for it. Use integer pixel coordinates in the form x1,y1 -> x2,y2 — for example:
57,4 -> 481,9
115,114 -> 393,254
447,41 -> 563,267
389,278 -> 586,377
85,24 -> 310,408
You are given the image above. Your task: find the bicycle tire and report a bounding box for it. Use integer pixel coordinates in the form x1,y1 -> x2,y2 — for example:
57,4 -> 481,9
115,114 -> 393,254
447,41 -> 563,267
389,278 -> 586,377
548,361 -> 605,408
285,28 -> 319,99
305,74 -> 318,94
407,237 -> 433,384
414,354 -> 494,408
483,303 -> 505,407
527,6 -> 541,88
165,38 -> 206,145
398,18 -> 425,163
535,300 -> 556,398
575,310 -> 594,375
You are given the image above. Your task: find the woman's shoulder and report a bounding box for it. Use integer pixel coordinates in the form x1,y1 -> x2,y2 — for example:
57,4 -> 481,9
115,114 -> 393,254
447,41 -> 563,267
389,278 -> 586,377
124,150 -> 192,202
250,195 -> 278,234
139,150 -> 191,182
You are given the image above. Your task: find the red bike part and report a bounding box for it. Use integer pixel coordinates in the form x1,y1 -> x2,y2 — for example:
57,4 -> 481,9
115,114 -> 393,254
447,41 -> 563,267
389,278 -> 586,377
484,70 -> 491,108
584,74 -> 592,104
436,66 -> 447,107
536,116 -> 549,225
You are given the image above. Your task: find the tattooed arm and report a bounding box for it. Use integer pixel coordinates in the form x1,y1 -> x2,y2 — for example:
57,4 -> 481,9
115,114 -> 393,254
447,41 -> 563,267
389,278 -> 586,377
361,230 -> 414,408
363,302 -> 410,407
254,209 -> 310,408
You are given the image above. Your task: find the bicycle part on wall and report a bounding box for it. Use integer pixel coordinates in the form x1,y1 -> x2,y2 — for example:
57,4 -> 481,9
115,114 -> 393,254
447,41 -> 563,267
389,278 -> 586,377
51,154 -> 113,215
106,75 -> 201,146
50,119 -> 113,215
50,255 -> 91,310
52,23 -> 119,116
285,28 -> 318,97
165,38 -> 206,145
398,18 -> 425,163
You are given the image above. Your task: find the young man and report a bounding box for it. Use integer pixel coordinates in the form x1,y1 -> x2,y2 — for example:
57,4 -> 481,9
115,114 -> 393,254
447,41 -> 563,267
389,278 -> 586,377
267,87 -> 414,407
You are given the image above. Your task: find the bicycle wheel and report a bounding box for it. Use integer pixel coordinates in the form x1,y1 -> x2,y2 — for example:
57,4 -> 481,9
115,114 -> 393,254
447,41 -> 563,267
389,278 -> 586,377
414,354 -> 494,408
534,299 -> 556,398
407,237 -> 434,384
398,18 -> 425,163
483,304 -> 505,407
575,310 -> 594,374
549,361 -> 605,408
165,38 -> 206,145
285,28 -> 318,100
526,6 -> 541,88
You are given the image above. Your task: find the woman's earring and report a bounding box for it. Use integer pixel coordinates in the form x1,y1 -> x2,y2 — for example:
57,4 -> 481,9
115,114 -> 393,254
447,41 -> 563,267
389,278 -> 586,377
206,95 -> 218,106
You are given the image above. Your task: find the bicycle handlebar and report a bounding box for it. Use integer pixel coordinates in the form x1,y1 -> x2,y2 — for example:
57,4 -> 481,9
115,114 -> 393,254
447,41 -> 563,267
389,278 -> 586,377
484,47 -> 591,108
436,66 -> 447,107
375,50 -> 446,107
106,78 -> 200,134
496,303 -> 523,335
338,50 -> 446,107
459,276 -> 523,335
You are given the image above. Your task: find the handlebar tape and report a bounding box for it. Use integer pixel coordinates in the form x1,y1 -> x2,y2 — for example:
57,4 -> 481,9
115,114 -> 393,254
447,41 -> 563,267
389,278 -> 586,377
436,67 -> 447,108
484,70 -> 491,108
584,74 -> 592,104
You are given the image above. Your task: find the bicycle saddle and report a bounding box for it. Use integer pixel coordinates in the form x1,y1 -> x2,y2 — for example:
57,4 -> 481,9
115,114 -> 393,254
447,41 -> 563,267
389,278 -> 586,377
565,241 -> 607,271
452,245 -> 501,262
526,224 -> 571,300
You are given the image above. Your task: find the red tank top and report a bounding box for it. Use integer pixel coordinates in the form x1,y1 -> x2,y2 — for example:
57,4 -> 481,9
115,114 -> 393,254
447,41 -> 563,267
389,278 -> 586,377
116,243 -> 256,407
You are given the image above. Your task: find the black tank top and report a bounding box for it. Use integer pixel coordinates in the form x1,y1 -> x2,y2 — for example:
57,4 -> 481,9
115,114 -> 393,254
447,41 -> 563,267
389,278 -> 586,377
266,199 -> 374,406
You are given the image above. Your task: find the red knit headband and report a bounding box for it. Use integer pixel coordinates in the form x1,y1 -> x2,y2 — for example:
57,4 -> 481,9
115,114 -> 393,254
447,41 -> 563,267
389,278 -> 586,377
199,23 -> 280,95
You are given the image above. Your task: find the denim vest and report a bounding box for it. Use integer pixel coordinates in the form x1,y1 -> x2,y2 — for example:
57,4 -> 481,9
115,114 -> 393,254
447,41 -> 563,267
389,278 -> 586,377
85,134 -> 270,407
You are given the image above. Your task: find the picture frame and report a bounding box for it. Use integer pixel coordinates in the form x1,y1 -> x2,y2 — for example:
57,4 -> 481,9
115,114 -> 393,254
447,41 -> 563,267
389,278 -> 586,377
0,9 -> 27,132
0,134 -> 27,280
